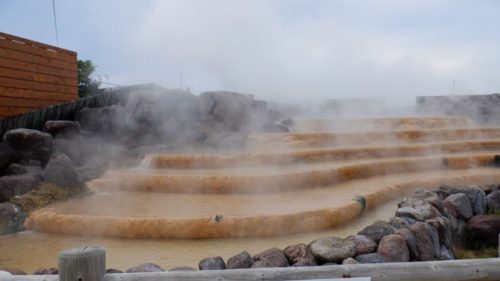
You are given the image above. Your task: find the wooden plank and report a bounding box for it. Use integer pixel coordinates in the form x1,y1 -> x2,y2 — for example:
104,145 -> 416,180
0,96 -> 68,108
0,87 -> 76,102
0,47 -> 77,71
0,57 -> 77,79
0,32 -> 76,61
1,259 -> 500,281
0,67 -> 77,87
0,77 -> 77,95
0,38 -> 76,64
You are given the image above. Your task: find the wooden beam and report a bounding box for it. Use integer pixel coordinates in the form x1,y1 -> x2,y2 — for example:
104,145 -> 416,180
0,32 -> 76,61
0,87 -> 76,102
0,77 -> 76,95
1,259 -> 500,281
0,47 -> 77,71
0,57 -> 77,80
0,67 -> 78,87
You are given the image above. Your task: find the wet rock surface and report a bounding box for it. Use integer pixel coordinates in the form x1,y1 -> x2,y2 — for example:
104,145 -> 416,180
345,234 -> 377,255
43,120 -> 81,137
283,243 -> 317,266
309,237 -> 356,264
252,248 -> 289,268
354,253 -> 385,264
227,251 -> 254,269
44,153 -> 82,189
0,173 -> 42,201
376,234 -> 409,262
444,193 -> 473,220
199,256 -> 226,270
357,220 -> 396,243
3,129 -> 52,164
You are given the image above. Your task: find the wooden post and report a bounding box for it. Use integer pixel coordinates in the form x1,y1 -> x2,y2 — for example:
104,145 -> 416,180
498,233 -> 500,257
58,246 -> 105,281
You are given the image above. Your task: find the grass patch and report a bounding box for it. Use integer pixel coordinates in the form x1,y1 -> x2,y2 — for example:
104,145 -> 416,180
9,182 -> 89,214
453,247 -> 498,259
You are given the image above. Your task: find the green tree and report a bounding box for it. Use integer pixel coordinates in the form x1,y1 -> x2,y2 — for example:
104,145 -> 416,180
78,60 -> 101,98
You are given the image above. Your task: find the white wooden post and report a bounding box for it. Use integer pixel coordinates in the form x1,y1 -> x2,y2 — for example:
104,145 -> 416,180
58,246 -> 105,281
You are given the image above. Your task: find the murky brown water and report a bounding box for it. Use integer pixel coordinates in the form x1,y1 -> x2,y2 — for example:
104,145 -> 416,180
2,117 -> 500,272
0,197 -> 414,272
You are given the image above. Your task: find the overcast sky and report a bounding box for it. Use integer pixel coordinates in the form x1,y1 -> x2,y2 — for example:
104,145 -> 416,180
1,0 -> 500,104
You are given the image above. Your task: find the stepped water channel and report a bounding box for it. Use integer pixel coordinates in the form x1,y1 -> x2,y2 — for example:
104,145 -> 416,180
2,116 -> 500,271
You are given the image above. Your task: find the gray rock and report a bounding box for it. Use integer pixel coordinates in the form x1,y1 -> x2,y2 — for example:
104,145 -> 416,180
227,251 -> 254,269
4,163 -> 42,176
426,217 -> 453,248
198,91 -> 252,132
126,263 -> 164,273
283,243 -> 317,267
440,185 -> 486,216
309,237 -> 356,264
395,228 -> 418,261
43,120 -> 81,137
486,190 -> 500,211
389,216 -> 410,229
341,258 -> 359,265
425,223 -> 441,259
410,222 -> 436,261
199,256 -> 226,270
396,203 -> 441,221
0,173 -> 41,201
3,129 -> 53,164
44,153 -> 82,188
354,253 -> 385,264
345,235 -> 377,255
454,219 -> 468,248
357,220 -> 396,243
377,234 -> 409,262
404,188 -> 444,211
106,269 -> 123,273
439,245 -> 454,260
252,248 -> 289,268
444,193 -> 473,220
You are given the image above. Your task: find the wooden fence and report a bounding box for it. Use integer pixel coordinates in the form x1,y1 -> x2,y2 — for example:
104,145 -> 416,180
0,32 -> 78,117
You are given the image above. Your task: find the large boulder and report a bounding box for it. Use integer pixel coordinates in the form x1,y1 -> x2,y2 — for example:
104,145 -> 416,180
444,193 -> 473,220
376,234 -> 409,262
400,188 -> 443,211
345,235 -> 377,255
309,237 -> 356,264
283,243 -> 317,266
252,248 -> 289,268
440,185 -> 486,216
389,216 -> 411,229
44,153 -> 82,189
0,173 -> 41,201
126,263 -> 164,273
198,91 -> 252,132
3,129 -> 52,164
395,228 -> 418,261
227,251 -> 253,269
43,120 -> 81,137
357,220 -> 396,243
467,215 -> 500,247
410,222 -> 440,261
426,217 -> 453,248
198,256 -> 226,270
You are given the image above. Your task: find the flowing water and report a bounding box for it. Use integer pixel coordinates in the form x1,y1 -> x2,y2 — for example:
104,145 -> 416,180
2,116 -> 500,272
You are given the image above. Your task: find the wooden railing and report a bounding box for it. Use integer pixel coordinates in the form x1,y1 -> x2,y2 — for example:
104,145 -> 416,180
0,32 -> 78,117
